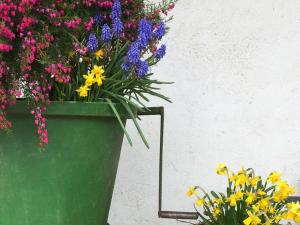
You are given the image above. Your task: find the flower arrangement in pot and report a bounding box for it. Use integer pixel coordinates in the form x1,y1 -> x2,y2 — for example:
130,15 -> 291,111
0,0 -> 177,224
186,164 -> 300,225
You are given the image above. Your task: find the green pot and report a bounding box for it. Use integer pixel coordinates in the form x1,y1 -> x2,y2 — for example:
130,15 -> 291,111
0,101 -> 129,225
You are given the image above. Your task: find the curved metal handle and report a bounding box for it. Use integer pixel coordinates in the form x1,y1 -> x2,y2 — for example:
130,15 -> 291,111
138,107 -> 198,220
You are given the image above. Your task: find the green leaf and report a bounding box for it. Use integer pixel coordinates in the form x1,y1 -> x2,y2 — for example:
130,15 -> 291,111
105,98 -> 132,146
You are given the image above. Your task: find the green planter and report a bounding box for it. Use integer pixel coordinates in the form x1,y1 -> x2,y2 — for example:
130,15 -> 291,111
0,101 -> 129,225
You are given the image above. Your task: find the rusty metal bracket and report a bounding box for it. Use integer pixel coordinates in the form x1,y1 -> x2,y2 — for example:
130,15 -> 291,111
138,107 -> 198,220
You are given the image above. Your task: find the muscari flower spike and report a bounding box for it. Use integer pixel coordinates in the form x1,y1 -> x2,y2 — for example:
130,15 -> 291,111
87,33 -> 98,52
127,42 -> 141,64
101,24 -> 112,43
113,17 -> 123,37
155,44 -> 166,60
137,60 -> 149,77
137,19 -> 153,48
154,21 -> 165,40
112,0 -> 122,20
94,11 -> 103,27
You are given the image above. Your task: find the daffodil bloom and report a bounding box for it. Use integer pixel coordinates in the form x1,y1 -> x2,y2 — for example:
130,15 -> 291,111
186,186 -> 196,197
235,190 -> 244,199
227,194 -> 238,207
273,181 -> 295,202
215,198 -> 223,206
91,65 -> 105,77
258,198 -> 270,211
267,171 -> 281,184
76,85 -> 90,97
213,207 -> 221,218
273,191 -> 283,203
94,49 -> 105,60
94,76 -> 103,86
252,204 -> 260,213
83,72 -> 94,86
229,173 -> 237,183
274,215 -> 282,223
245,192 -> 256,205
278,181 -> 295,195
286,202 -> 300,223
249,176 -> 261,187
268,207 -> 275,214
196,198 -> 205,206
257,189 -> 266,196
243,211 -> 261,225
216,163 -> 228,176
235,173 -> 249,187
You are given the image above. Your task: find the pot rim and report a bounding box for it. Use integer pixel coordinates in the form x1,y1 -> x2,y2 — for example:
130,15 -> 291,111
7,100 -> 130,118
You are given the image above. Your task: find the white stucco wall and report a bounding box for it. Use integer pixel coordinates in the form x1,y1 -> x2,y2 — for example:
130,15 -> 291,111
109,1 -> 300,224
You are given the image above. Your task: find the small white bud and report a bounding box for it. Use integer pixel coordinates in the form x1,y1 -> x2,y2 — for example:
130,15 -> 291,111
79,57 -> 83,63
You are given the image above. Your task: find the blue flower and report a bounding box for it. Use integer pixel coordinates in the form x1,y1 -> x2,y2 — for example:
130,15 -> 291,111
155,44 -> 166,60
121,60 -> 131,71
101,24 -> 112,43
94,12 -> 103,27
87,33 -> 98,52
113,17 -> 124,37
137,18 -> 153,48
112,0 -> 122,20
127,42 -> 140,64
137,60 -> 149,77
154,21 -> 165,40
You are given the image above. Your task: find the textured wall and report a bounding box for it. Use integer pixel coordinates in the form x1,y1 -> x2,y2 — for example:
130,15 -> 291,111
109,1 -> 300,224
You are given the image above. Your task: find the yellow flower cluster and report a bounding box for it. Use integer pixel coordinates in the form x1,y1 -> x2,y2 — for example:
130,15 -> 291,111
76,65 -> 105,97
187,164 -> 299,225
286,202 -> 300,222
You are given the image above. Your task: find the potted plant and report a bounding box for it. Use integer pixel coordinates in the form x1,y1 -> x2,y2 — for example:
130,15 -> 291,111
186,164 -> 300,225
0,0 -> 177,224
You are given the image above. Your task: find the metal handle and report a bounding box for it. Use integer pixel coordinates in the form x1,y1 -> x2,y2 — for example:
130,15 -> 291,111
138,107 -> 198,220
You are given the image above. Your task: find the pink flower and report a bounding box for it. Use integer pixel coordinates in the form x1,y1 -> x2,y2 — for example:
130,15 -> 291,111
0,43 -> 13,52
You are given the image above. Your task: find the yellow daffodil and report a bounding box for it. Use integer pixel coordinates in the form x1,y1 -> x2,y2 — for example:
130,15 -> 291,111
216,163 -> 228,176
213,207 -> 221,218
267,171 -> 281,184
274,215 -> 282,223
235,173 -> 249,187
268,207 -> 275,214
245,192 -> 256,205
258,198 -> 270,211
243,211 -> 261,225
83,72 -> 94,86
235,190 -> 244,199
274,181 -> 295,202
94,49 -> 105,60
91,65 -> 105,77
186,186 -> 196,197
227,194 -> 238,207
229,173 -> 237,183
278,181 -> 295,195
249,176 -> 261,187
76,85 -> 90,97
286,202 -> 300,223
252,204 -> 260,213
257,189 -> 266,196
196,198 -> 205,206
94,76 -> 103,86
215,198 -> 223,206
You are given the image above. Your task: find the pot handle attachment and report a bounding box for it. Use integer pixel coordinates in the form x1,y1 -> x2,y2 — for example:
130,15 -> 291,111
138,107 -> 198,220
